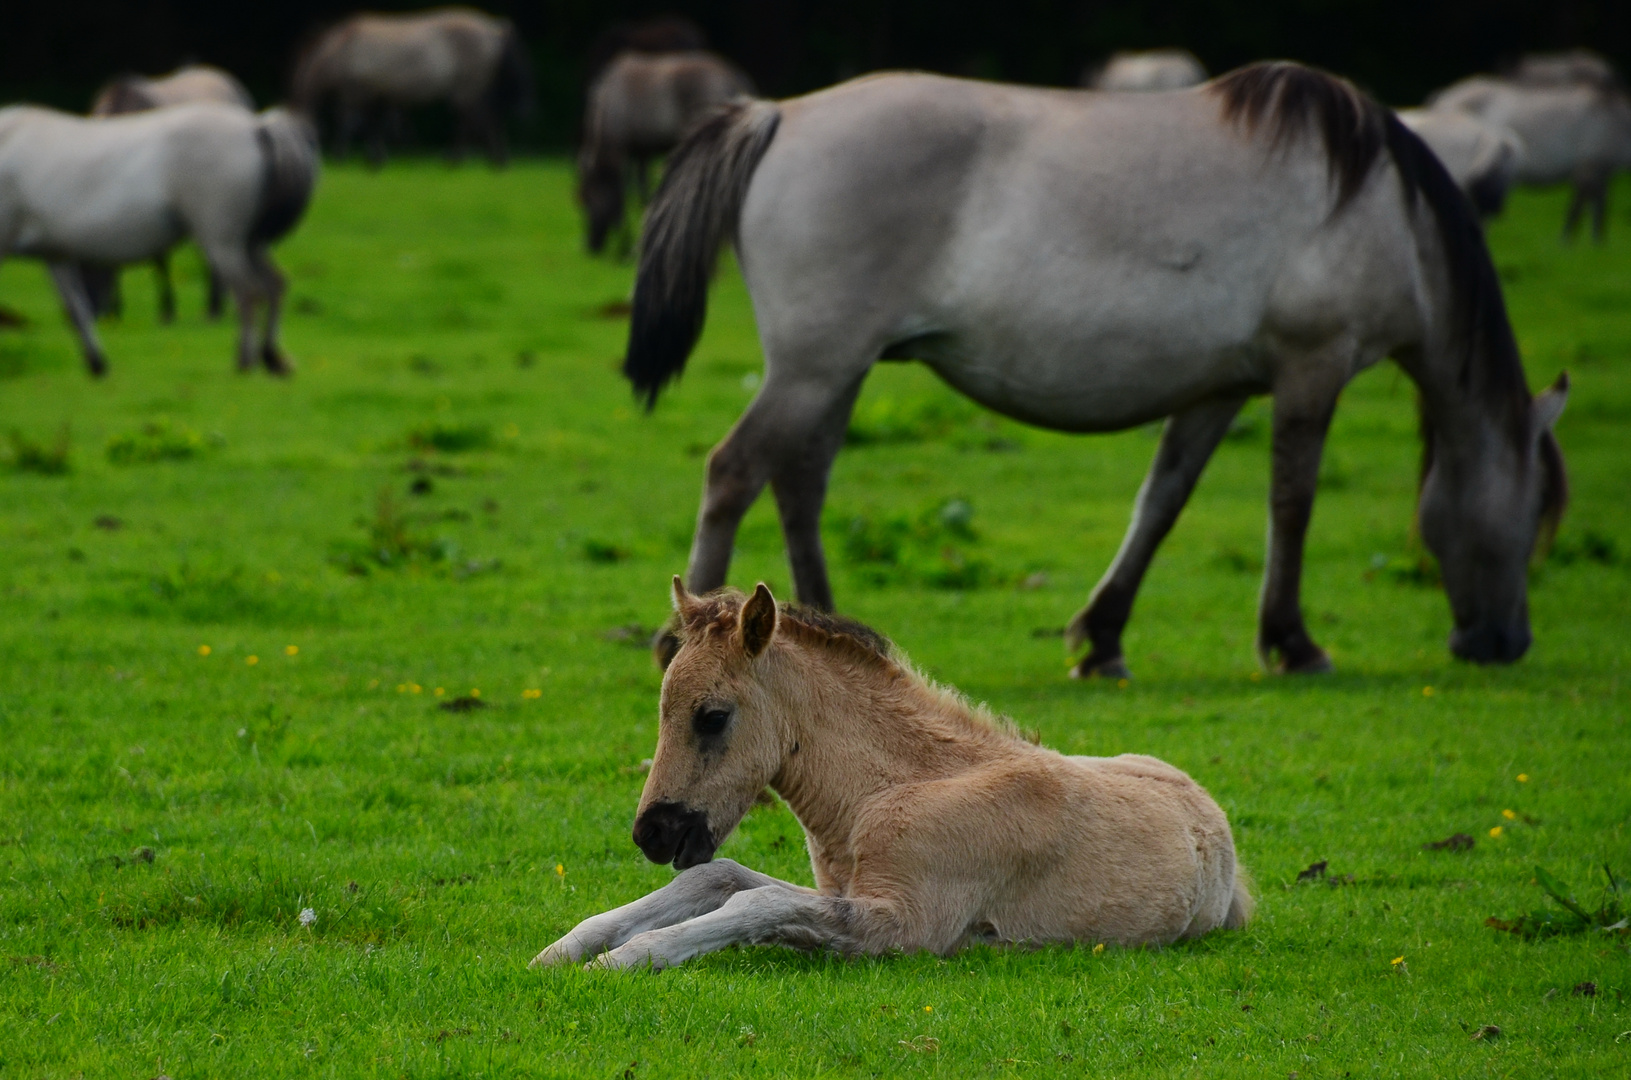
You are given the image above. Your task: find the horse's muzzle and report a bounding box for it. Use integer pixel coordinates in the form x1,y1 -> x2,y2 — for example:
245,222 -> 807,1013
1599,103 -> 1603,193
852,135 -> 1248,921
1449,622 -> 1531,664
632,801 -> 716,869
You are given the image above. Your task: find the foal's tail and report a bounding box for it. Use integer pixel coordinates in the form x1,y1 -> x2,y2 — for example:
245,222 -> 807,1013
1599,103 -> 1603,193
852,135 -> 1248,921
252,108 -> 321,245
624,98 -> 781,409
1225,863 -> 1256,929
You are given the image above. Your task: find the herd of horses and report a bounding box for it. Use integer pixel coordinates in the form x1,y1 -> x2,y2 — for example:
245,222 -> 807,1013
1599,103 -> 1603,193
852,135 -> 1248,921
3,11 -> 1622,967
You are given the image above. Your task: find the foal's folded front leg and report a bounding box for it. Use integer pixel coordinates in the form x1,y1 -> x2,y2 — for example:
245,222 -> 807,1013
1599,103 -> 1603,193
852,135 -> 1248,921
590,886 -> 892,971
530,859 -> 809,968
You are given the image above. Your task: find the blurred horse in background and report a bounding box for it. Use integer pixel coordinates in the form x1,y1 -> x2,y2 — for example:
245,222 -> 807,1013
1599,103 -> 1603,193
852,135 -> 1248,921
291,7 -> 531,167
583,16 -> 710,92
1429,61 -> 1631,241
578,51 -> 753,255
1396,108 -> 1522,218
0,103 -> 317,376
84,64 -> 255,322
1086,49 -> 1207,91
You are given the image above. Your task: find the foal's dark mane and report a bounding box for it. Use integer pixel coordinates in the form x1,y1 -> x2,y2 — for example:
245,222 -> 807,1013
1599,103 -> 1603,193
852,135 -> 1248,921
677,589 -> 895,670
1212,62 -> 1567,543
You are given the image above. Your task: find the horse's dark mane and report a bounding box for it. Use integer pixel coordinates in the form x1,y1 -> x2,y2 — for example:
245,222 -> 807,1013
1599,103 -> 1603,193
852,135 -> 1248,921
676,589 -> 894,666
1212,62 -> 1386,208
1213,63 -> 1561,540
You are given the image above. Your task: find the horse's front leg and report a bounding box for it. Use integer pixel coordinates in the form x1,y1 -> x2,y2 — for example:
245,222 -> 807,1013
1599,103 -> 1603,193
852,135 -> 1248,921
531,859 -> 810,967
591,886 -> 881,972
1258,380 -> 1342,673
45,262 -> 109,377
1068,395 -> 1248,678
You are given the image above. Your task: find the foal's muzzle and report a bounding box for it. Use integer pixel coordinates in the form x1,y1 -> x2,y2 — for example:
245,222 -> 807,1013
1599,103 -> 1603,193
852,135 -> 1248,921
632,801 -> 716,869
1449,622 -> 1531,665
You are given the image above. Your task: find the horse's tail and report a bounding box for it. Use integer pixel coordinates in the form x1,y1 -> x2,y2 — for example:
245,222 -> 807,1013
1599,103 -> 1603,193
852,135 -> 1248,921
489,20 -> 534,120
251,108 -> 320,245
1225,863 -> 1256,929
624,98 -> 780,409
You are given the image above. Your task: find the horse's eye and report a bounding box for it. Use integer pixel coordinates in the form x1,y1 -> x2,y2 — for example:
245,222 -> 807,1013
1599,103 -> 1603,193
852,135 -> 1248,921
693,706 -> 732,736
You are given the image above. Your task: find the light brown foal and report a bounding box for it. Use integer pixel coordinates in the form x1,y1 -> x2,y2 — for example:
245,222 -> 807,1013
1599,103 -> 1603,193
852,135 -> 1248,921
533,580 -> 1251,971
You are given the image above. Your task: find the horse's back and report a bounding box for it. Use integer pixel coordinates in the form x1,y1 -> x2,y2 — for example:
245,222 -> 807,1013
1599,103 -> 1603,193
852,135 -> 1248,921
340,8 -> 507,101
742,73 -> 1395,428
0,105 -> 261,262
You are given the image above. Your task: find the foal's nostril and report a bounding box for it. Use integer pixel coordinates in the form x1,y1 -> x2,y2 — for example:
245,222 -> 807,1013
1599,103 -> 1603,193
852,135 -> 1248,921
632,800 -> 713,867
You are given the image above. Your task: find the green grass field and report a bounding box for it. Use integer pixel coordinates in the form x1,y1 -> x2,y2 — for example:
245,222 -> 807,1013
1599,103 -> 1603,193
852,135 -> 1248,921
1,160 -> 1627,1078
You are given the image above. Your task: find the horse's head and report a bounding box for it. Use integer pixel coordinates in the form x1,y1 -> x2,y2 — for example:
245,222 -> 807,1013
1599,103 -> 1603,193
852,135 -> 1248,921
1418,374 -> 1568,663
574,143 -> 623,256
633,579 -> 790,869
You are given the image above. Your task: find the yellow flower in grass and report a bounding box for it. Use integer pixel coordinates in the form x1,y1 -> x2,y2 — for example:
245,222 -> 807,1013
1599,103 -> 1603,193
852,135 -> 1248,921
1092,943 -> 1105,955
923,1006 -> 933,1013
245,655 -> 259,666
197,645 -> 211,657
1422,686 -> 1434,697
1517,773 -> 1529,783
555,863 -> 565,878
1489,825 -> 1503,839
434,687 -> 444,697
522,688 -> 542,700
285,645 -> 299,656
470,689 -> 481,698
1502,809 -> 1516,820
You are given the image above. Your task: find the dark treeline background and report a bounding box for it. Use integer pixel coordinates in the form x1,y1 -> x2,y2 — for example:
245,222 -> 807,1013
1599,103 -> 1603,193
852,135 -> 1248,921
5,1 -> 1628,149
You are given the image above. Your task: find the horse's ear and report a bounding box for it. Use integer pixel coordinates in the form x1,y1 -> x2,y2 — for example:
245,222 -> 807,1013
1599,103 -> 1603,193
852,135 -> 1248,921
1533,372 -> 1569,435
671,574 -> 707,620
739,583 -> 778,659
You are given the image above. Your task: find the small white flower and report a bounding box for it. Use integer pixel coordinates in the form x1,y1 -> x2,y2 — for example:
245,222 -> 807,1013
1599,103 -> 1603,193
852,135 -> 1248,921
298,907 -> 316,927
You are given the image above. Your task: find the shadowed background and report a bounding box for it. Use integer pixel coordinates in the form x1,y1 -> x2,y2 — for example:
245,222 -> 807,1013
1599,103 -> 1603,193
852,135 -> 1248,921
4,1 -> 1628,147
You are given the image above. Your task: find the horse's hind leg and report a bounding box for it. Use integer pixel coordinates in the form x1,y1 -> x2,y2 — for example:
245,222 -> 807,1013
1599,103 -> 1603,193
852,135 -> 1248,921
771,377 -> 867,610
530,859 -> 811,967
1258,376 -> 1345,673
250,248 -> 291,375
153,251 -> 175,324
46,262 -> 109,377
688,370 -> 866,606
1067,395 -> 1248,679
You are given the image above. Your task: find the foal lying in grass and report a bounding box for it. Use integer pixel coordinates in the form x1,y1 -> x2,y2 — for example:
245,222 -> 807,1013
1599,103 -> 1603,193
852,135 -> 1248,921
534,580 -> 1252,970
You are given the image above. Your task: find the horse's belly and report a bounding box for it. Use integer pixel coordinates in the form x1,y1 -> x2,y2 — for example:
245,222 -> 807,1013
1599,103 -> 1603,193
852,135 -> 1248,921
15,197 -> 179,263
912,311 -> 1270,432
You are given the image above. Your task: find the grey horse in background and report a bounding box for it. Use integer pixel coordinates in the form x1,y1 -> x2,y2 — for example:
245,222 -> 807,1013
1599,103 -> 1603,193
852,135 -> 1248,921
624,63 -> 1568,675
1428,67 -> 1631,241
1396,108 -> 1523,218
0,103 -> 318,376
84,64 -> 255,322
291,7 -> 531,168
578,51 -> 754,255
1086,49 -> 1207,92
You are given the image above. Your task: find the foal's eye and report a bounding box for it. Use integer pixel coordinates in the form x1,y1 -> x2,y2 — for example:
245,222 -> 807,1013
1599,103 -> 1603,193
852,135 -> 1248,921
692,706 -> 732,736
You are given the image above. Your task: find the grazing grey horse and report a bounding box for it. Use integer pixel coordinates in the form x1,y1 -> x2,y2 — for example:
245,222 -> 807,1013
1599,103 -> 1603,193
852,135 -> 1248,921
0,103 -> 317,376
291,7 -> 531,168
1429,75 -> 1631,241
1396,108 -> 1522,217
624,64 -> 1569,675
1086,49 -> 1207,92
85,64 -> 255,322
578,51 -> 754,255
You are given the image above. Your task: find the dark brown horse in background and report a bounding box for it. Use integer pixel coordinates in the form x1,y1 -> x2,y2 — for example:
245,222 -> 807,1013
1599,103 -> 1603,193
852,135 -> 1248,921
291,8 -> 531,168
578,50 -> 753,255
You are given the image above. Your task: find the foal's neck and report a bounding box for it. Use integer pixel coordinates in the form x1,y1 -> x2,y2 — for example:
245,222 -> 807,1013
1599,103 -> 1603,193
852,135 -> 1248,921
767,644 -> 1010,853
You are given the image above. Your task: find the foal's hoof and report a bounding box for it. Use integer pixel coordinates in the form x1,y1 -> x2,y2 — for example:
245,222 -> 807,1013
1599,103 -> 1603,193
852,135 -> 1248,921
1070,653 -> 1132,681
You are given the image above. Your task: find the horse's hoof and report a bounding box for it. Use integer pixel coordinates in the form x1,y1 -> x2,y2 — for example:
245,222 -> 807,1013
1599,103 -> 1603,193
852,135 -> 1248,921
87,357 -> 108,379
262,350 -> 295,377
1275,648 -> 1333,675
1070,654 -> 1132,681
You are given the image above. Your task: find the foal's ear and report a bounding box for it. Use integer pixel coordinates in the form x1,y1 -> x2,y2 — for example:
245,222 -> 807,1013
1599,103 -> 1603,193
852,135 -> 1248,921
739,583 -> 778,659
1532,372 -> 1569,435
